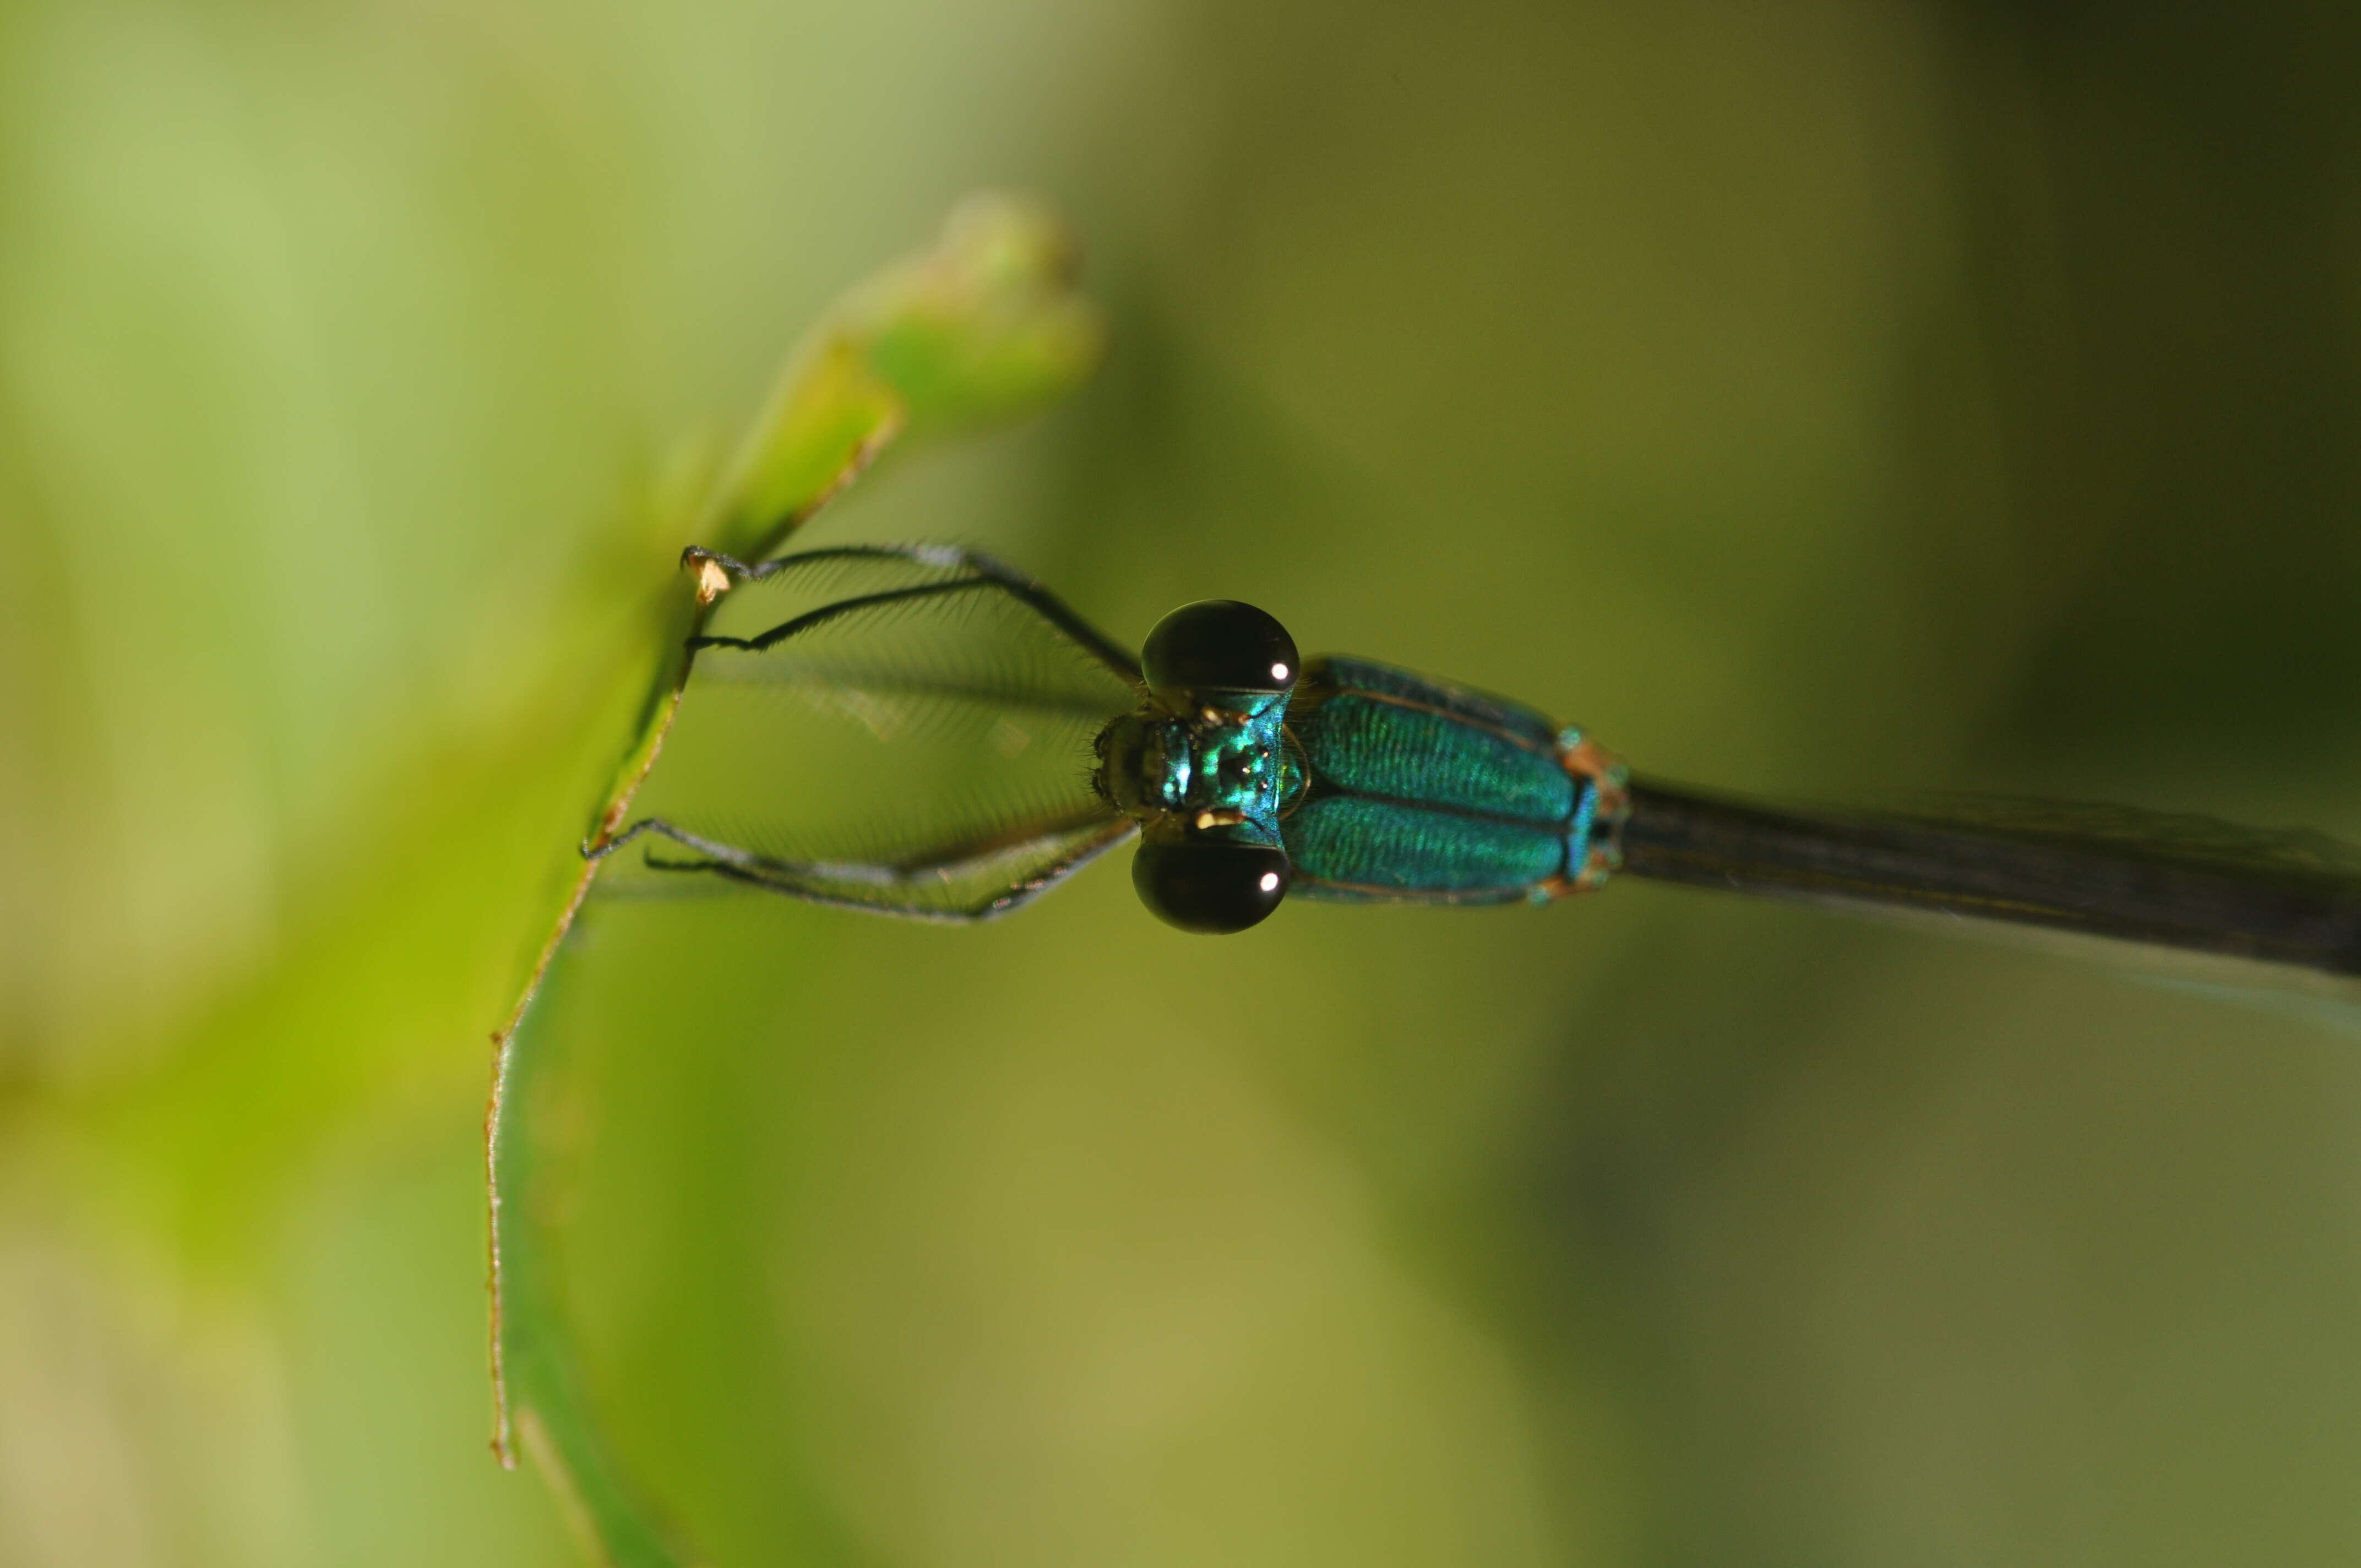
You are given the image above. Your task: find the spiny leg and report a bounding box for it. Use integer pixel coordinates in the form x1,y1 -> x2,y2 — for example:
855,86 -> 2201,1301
681,542 -> 1143,685
600,543 -> 1145,918
622,811 -> 1138,923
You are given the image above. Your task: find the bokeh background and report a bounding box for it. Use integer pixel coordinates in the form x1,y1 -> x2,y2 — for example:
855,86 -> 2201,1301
6,0 -> 2361,1563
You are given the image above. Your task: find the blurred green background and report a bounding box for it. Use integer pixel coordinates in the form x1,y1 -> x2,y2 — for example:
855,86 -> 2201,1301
6,0 -> 2361,1563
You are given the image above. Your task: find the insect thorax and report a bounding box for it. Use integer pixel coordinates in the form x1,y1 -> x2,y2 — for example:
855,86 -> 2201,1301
1093,694 -> 1304,848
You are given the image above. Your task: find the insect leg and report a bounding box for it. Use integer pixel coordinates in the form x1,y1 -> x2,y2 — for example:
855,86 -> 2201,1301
616,812 -> 1139,924
682,542 -> 1145,686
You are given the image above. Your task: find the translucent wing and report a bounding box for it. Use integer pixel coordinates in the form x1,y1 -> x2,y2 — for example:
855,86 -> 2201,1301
598,545 -> 1144,921
1622,781 -> 2361,981
1868,793 -> 2361,884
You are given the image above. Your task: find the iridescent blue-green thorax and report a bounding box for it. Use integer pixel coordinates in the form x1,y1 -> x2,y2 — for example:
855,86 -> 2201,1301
1094,689 -> 1301,849
1095,655 -> 1628,905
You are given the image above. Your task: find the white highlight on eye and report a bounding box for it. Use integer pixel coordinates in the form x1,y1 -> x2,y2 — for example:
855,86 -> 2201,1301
1258,872 -> 1281,892
1271,663 -> 1291,681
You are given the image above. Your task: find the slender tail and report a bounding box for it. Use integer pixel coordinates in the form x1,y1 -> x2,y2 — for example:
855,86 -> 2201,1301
1616,779 -> 2361,977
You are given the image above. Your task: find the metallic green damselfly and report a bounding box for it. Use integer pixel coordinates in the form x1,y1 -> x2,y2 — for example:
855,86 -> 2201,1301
594,543 -> 2361,976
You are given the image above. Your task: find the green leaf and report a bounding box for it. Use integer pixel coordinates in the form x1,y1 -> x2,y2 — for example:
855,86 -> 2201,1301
485,194 -> 1105,1567
489,916 -> 692,1567
705,190 -> 1108,562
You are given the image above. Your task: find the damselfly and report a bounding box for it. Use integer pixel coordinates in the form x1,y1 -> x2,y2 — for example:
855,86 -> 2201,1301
594,543 -> 2361,977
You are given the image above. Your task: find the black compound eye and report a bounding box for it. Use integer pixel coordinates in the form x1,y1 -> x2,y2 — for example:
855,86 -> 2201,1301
1140,600 -> 1299,700
1132,840 -> 1291,934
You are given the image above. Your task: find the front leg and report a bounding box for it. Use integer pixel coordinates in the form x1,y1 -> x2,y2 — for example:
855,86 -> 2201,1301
612,810 -> 1138,923
679,541 -> 1144,685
